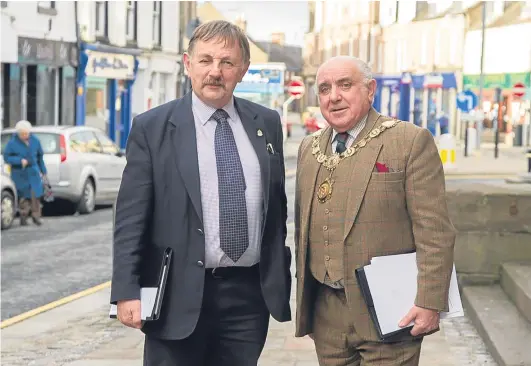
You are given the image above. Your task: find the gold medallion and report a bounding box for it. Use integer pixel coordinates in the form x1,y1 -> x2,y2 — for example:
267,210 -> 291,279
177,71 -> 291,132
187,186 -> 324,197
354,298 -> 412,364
317,177 -> 334,203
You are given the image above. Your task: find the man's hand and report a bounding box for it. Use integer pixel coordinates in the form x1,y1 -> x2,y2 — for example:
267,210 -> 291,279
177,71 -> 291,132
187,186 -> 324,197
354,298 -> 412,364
117,299 -> 142,329
21,159 -> 28,168
399,305 -> 439,336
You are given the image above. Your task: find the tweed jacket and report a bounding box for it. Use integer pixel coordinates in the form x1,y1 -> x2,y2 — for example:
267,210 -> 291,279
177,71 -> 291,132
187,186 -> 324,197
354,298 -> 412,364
294,107 -> 457,342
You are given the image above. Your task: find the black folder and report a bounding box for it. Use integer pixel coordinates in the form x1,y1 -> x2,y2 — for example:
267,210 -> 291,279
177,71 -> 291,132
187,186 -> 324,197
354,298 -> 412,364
354,266 -> 414,342
109,247 -> 173,321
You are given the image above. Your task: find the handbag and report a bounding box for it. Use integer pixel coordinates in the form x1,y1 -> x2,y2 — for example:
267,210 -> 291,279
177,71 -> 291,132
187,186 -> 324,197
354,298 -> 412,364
42,175 -> 54,202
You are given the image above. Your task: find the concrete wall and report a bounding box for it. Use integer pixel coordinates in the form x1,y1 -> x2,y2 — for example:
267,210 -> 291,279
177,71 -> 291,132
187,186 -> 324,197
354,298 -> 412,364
446,183 -> 531,284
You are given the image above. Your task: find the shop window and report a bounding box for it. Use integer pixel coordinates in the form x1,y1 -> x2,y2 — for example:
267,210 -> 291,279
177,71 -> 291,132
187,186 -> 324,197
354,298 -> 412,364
85,85 -> 106,124
36,65 -> 57,126
60,66 -> 75,125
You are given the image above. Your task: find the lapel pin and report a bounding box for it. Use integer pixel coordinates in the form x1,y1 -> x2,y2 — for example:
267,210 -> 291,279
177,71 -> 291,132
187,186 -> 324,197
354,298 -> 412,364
257,129 -> 263,137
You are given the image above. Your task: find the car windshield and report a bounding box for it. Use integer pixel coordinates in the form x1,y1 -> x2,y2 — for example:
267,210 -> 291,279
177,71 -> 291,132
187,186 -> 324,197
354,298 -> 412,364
1,132 -> 61,155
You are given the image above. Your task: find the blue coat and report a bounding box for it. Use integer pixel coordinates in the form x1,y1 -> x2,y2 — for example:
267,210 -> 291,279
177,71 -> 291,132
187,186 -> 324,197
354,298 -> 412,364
3,134 -> 48,199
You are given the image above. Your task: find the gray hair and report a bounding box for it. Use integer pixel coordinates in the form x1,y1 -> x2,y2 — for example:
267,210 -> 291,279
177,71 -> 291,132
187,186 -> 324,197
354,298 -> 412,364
15,120 -> 32,133
314,56 -> 374,94
187,20 -> 251,64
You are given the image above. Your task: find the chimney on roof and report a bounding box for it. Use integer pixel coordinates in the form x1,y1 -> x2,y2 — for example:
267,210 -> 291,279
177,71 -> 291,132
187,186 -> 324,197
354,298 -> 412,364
235,14 -> 247,32
271,32 -> 285,46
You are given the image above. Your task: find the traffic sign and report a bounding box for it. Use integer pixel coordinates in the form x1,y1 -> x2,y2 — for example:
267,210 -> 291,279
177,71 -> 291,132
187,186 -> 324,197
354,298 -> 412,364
513,82 -> 526,98
287,80 -> 305,98
456,90 -> 478,113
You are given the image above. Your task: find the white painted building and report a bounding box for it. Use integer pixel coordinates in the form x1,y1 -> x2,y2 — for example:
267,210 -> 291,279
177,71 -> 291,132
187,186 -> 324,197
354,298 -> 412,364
1,1 -> 78,128
76,1 -> 180,148
131,1 -> 180,117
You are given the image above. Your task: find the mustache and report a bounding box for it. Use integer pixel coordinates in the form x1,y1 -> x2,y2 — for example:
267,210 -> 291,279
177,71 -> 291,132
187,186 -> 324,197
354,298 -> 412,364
203,79 -> 225,88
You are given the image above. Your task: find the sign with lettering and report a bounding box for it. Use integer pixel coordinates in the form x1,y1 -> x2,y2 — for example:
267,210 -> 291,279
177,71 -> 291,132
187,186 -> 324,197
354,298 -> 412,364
18,37 -> 75,66
85,50 -> 135,80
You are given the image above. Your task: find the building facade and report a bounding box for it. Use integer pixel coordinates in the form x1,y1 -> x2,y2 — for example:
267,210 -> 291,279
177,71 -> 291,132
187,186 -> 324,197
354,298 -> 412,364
463,1 -> 531,144
76,1 -> 181,149
1,1 -> 78,129
378,1 -> 468,138
177,1 -> 198,97
302,1 -> 382,109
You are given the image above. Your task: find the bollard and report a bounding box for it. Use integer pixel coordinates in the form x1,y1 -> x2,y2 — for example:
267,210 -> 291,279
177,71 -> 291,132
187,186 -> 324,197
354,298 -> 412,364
464,121 -> 469,157
439,133 -> 456,169
466,125 -> 477,156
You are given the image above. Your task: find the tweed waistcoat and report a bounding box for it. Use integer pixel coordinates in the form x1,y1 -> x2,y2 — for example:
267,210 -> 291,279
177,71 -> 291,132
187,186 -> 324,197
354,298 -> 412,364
308,138 -> 358,285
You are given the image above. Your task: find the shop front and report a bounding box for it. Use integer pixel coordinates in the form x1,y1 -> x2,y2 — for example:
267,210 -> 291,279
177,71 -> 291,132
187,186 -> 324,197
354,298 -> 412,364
2,37 -> 77,128
463,72 -> 530,129
373,75 -> 401,120
76,43 -> 139,149
374,72 -> 458,137
410,73 -> 458,136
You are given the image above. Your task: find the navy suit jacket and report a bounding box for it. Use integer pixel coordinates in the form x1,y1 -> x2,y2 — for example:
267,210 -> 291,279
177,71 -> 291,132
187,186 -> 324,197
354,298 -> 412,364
110,92 -> 291,339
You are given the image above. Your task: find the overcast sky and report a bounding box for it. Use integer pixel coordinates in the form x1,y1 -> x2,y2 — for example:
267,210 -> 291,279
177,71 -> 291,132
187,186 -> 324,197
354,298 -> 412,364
199,1 -> 310,46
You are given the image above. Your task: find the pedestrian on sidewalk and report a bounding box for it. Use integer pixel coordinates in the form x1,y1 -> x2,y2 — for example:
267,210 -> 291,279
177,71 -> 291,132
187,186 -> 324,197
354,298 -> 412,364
293,56 -> 457,366
111,20 -> 291,366
3,120 -> 47,226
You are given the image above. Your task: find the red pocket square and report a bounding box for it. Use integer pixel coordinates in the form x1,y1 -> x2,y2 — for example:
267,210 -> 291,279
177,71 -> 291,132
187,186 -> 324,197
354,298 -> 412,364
375,162 -> 389,172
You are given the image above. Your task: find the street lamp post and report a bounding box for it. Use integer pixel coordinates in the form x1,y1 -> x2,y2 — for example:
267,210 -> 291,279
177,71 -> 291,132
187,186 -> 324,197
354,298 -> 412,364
477,1 -> 487,150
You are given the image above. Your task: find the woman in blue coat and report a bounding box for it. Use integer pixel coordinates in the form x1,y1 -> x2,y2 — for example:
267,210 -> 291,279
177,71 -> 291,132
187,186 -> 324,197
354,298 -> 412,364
3,120 -> 48,226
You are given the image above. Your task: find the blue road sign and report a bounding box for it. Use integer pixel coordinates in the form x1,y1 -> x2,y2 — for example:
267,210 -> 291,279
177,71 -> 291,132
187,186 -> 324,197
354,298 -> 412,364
456,90 -> 478,113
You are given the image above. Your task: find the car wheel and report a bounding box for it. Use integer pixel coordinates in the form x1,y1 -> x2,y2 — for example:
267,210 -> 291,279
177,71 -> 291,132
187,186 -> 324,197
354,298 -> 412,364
1,190 -> 15,230
77,179 -> 96,214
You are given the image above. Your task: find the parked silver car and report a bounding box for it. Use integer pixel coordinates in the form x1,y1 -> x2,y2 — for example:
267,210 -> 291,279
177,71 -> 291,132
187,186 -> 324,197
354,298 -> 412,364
1,126 -> 126,214
1,162 -> 18,230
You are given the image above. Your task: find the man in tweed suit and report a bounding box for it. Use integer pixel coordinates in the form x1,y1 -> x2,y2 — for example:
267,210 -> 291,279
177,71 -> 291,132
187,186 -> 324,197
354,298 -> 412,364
294,56 -> 456,365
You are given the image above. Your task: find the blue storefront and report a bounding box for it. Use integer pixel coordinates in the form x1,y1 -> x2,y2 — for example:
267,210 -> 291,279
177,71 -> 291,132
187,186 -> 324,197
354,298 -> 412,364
76,43 -> 140,149
373,72 -> 458,136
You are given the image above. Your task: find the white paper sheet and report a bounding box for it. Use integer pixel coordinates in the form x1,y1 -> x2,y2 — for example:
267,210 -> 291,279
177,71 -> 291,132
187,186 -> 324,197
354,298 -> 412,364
363,253 -> 463,336
109,287 -> 158,320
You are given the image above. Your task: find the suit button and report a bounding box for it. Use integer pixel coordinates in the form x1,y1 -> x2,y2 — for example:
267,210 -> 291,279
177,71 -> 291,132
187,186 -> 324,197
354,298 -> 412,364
197,260 -> 204,267
325,209 -> 330,214
324,241 -> 329,246
323,225 -> 328,231
325,256 -> 330,261
197,228 -> 204,235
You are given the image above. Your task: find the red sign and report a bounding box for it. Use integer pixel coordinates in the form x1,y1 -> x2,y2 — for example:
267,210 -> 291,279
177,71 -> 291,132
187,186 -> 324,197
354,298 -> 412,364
287,80 -> 305,97
513,82 -> 526,98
